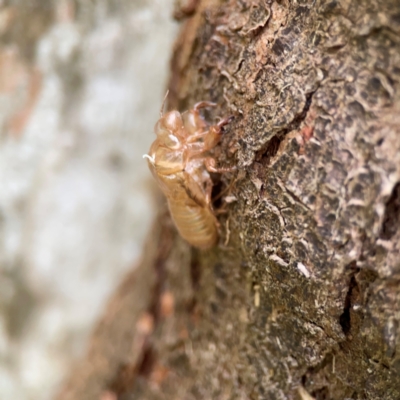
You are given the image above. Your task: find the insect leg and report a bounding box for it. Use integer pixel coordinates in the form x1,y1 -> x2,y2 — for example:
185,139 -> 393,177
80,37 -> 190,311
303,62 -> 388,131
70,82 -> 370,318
204,157 -> 236,173
213,174 -> 238,202
185,115 -> 233,153
193,101 -> 217,110
216,115 -> 234,128
204,175 -> 213,205
186,130 -> 209,143
203,116 -> 234,150
181,170 -> 208,207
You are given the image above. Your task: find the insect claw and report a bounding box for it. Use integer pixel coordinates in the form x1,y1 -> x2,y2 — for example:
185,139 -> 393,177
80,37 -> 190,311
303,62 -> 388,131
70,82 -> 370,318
212,165 -> 237,173
217,115 -> 234,129
205,157 -> 236,173
194,101 -> 217,110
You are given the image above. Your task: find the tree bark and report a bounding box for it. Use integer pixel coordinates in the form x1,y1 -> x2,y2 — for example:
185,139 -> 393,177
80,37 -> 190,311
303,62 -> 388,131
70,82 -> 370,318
59,0 -> 400,399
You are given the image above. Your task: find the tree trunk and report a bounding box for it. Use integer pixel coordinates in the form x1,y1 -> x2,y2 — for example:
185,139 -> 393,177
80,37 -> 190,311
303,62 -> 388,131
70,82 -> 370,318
58,1 -> 400,399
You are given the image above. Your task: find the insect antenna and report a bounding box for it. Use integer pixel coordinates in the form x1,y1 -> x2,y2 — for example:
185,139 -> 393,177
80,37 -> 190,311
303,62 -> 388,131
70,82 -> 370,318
212,173 -> 238,202
160,90 -> 169,117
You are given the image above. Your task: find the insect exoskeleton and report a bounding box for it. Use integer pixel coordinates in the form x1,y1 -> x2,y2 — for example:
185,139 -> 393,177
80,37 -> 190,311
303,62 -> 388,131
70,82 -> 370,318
144,101 -> 232,249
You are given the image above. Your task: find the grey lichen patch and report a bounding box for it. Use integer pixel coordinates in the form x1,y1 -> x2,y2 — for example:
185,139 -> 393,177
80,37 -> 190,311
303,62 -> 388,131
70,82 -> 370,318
0,1 -> 55,63
1,268 -> 37,339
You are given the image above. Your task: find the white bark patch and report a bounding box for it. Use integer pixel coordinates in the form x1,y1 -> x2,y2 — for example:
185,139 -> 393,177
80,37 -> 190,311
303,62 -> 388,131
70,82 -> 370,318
297,262 -> 311,278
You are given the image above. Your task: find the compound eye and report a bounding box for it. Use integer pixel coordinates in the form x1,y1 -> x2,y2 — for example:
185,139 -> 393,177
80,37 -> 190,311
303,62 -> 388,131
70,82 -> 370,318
163,110 -> 182,131
182,110 -> 207,136
154,111 -> 184,148
156,110 -> 183,133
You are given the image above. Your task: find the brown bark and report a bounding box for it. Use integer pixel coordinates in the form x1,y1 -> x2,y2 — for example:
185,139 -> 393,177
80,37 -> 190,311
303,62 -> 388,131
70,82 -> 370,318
59,1 -> 400,399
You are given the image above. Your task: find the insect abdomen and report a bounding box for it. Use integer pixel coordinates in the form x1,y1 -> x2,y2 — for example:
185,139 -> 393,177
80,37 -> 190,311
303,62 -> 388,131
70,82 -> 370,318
168,198 -> 217,249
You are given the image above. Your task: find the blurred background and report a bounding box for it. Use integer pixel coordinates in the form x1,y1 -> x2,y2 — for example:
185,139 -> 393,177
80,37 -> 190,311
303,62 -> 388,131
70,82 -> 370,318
0,0 -> 177,398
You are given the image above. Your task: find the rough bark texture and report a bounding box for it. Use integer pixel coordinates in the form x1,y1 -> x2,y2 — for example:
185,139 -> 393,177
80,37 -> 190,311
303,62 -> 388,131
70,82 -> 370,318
59,0 -> 400,399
